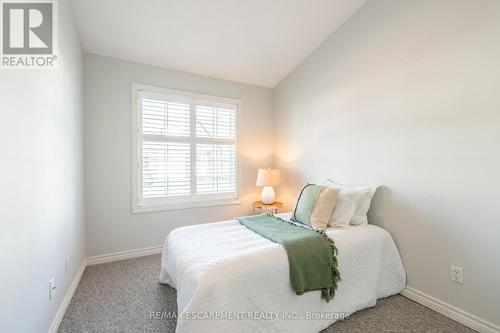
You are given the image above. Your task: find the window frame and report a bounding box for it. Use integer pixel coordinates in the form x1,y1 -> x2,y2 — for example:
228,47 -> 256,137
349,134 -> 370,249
131,83 -> 242,213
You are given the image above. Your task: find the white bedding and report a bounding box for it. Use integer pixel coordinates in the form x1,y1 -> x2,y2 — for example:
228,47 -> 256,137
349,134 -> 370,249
159,213 -> 406,333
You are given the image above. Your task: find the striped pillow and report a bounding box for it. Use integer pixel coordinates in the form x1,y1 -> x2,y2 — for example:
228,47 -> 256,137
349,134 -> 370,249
292,184 -> 340,230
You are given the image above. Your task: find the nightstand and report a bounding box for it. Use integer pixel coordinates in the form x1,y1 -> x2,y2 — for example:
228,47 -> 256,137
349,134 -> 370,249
252,201 -> 283,215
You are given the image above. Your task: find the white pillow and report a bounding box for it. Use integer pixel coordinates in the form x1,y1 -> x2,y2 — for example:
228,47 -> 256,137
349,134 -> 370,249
324,179 -> 377,226
348,186 -> 377,225
328,189 -> 356,227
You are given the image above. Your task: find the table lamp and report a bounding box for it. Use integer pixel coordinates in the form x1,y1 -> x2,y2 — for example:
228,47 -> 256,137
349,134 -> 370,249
256,168 -> 280,204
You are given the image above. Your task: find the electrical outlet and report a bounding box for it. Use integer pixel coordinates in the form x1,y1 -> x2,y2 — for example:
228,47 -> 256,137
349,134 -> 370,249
65,256 -> 70,273
450,265 -> 464,284
49,278 -> 56,300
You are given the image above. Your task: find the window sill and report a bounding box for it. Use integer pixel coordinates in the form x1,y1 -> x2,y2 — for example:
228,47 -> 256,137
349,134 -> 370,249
132,198 -> 241,214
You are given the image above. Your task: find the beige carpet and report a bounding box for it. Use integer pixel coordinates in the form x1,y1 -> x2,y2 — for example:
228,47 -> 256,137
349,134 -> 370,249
59,255 -> 475,333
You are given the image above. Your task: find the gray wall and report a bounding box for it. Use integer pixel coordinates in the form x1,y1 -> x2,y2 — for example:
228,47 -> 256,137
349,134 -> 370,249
274,0 -> 500,326
0,0 -> 86,331
83,53 -> 274,256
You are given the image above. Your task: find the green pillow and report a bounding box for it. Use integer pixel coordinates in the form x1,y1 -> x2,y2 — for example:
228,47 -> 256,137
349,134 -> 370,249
292,184 -> 340,229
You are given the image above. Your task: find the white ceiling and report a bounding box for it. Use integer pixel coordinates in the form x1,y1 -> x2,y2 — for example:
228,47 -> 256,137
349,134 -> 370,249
70,0 -> 366,88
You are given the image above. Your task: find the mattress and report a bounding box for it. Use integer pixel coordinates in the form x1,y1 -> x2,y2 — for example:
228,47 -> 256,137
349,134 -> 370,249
159,213 -> 406,333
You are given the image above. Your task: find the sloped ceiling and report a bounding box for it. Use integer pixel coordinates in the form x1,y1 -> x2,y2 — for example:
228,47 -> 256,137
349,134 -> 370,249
70,0 -> 366,87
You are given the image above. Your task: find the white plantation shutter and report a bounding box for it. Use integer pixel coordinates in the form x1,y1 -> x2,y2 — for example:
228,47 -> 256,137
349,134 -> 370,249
135,87 -> 239,210
196,105 -> 236,139
141,98 -> 190,136
196,144 -> 236,194
142,141 -> 190,198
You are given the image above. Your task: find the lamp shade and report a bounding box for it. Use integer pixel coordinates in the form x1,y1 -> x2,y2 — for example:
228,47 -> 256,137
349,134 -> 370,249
256,168 -> 280,187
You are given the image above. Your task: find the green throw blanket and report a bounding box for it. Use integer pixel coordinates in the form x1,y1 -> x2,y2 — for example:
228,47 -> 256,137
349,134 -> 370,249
236,213 -> 340,301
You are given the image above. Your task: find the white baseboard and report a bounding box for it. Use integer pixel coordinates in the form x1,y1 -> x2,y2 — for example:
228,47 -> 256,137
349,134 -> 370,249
48,259 -> 87,333
400,286 -> 500,333
48,246 -> 163,332
54,251 -> 498,333
86,245 -> 163,266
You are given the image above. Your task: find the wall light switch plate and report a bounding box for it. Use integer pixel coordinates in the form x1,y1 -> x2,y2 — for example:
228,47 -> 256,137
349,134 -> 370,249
450,265 -> 464,284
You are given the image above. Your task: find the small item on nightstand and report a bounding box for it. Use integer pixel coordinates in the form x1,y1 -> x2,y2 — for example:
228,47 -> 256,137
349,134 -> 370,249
256,168 -> 280,204
253,200 -> 283,215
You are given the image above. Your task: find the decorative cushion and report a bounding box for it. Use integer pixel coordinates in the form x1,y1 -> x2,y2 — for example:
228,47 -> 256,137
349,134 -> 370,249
328,190 -> 357,227
310,186 -> 341,229
292,184 -> 340,230
324,179 -> 377,226
349,186 -> 377,225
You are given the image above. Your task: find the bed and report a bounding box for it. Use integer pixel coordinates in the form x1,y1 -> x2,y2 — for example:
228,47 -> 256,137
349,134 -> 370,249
159,212 -> 406,333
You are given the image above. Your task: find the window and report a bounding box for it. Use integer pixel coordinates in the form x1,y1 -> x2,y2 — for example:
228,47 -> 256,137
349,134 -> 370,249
132,84 -> 240,212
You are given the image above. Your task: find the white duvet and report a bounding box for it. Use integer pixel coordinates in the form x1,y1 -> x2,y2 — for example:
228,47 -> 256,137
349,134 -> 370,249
159,213 -> 406,333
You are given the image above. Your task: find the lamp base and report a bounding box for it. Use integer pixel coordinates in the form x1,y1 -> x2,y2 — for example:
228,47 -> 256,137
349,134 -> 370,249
261,186 -> 275,204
